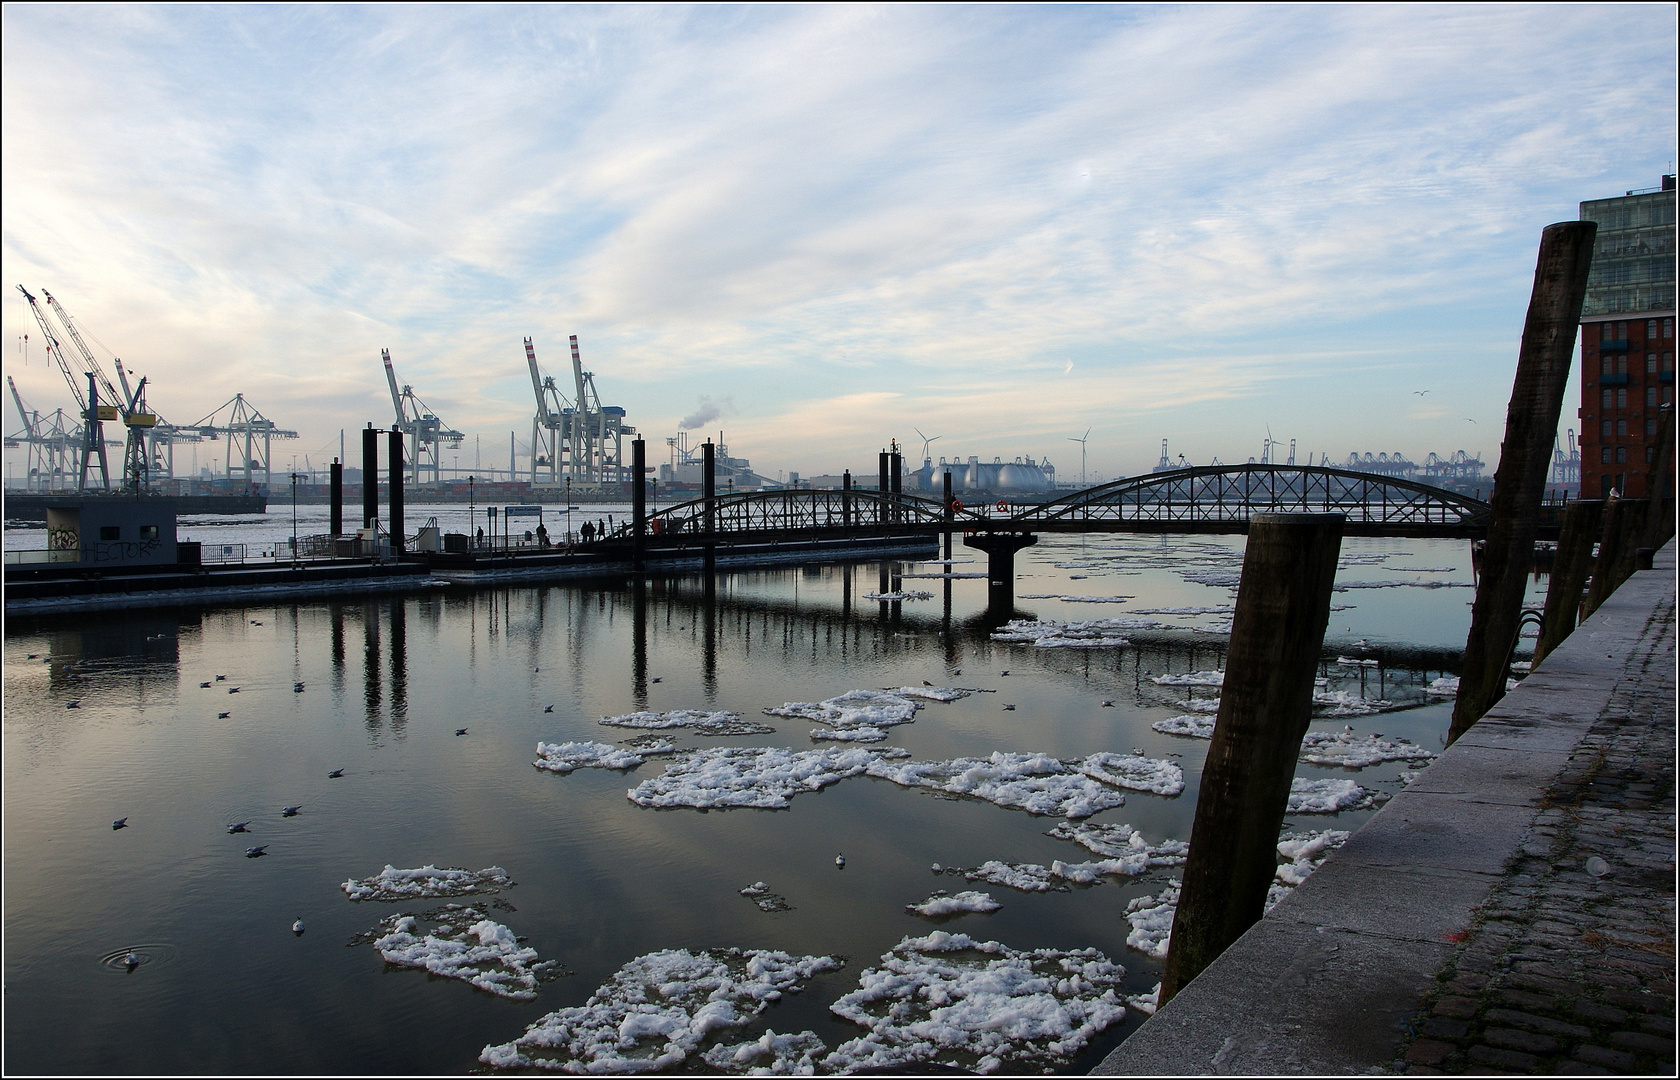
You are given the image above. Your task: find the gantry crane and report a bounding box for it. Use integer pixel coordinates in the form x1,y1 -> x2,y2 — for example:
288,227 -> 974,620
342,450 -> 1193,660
381,349 -> 463,487
189,394 -> 298,492
16,285 -> 110,490
563,335 -> 633,486
525,337 -> 572,484
7,375 -> 88,490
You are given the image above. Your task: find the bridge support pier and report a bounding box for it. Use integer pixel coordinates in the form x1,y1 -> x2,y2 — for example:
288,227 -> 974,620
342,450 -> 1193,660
963,531 -> 1036,606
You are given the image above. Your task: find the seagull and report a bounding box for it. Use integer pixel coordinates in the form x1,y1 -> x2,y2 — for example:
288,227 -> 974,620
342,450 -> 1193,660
123,952 -> 141,969
294,683 -> 305,693
227,687 -> 240,694
1465,418 -> 1477,424
543,705 -> 554,713
328,769 -> 344,778
281,806 -> 302,817
651,677 -> 662,684
251,620 -> 263,626
1413,390 -> 1429,397
953,669 -> 961,676
112,817 -> 128,830
218,712 -> 231,719
200,682 -> 211,689
245,845 -> 267,858
26,653 -> 37,659
227,821 -> 251,833
1131,747 -> 1145,756
215,675 -> 227,681
1344,724 -> 1355,732
1000,670 -> 1010,677
65,700 -> 81,709
292,918 -> 305,935
923,680 -> 933,686
1003,704 -> 1016,711
835,853 -> 846,868
455,728 -> 468,736
1101,700 -> 1115,707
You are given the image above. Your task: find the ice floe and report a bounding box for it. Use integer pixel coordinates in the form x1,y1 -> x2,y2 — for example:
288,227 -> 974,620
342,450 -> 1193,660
865,752 -> 1128,819
1125,983 -> 1161,1015
702,1030 -> 829,1075
1273,830 -> 1351,888
1045,822 -> 1189,868
1017,594 -> 1134,603
1312,689 -> 1395,717
766,690 -> 921,737
1124,880 -> 1180,958
1151,714 -> 1215,738
1150,670 -> 1224,687
1300,731 -> 1436,769
1335,579 -> 1470,590
1128,605 -> 1235,616
343,864 -> 515,902
887,685 -> 971,703
1288,777 -> 1384,813
1423,676 -> 1460,697
823,931 -> 1127,1075
863,590 -> 934,601
1177,567 -> 1242,589
535,740 -> 676,774
1336,656 -> 1380,667
740,882 -> 793,913
374,908 -> 561,999
598,710 -> 776,736
907,890 -> 1002,917
481,947 -> 843,1072
989,617 -> 1157,648
627,746 -> 908,810
901,572 -> 989,579
1074,753 -> 1185,796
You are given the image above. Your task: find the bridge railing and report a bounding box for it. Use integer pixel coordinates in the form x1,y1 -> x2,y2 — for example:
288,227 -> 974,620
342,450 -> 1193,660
630,488 -> 974,540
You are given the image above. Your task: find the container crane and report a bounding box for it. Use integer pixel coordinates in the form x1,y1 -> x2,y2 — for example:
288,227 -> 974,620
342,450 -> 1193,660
562,336 -> 634,487
525,337 -> 572,484
381,349 -> 464,488
16,285 -> 110,490
7,375 -> 86,490
189,394 -> 297,492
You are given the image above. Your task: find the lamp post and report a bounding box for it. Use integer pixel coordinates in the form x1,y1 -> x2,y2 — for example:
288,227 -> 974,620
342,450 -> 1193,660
468,475 -> 475,546
290,472 -> 305,566
565,476 -> 572,544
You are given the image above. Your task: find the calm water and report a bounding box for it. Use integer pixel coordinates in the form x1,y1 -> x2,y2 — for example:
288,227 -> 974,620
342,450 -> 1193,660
2,531 -> 1541,1074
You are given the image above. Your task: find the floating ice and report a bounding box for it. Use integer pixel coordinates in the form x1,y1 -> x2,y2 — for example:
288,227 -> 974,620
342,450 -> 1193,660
1423,676 -> 1460,697
481,947 -> 843,1072
1288,777 -> 1383,813
810,726 -> 889,743
1150,670 -> 1224,687
1178,568 -> 1242,588
535,740 -> 675,774
1334,579 -> 1470,590
1300,731 -> 1436,769
823,931 -> 1127,1075
627,746 -> 908,810
957,861 -> 1070,893
901,572 -> 989,579
989,618 -> 1156,648
863,590 -> 934,601
1124,881 -> 1180,958
701,1030 -> 829,1075
1312,689 -> 1395,717
1151,714 -> 1215,738
1017,594 -> 1134,603
1388,566 -> 1456,573
1336,656 -> 1380,667
1510,660 -> 1532,672
599,710 -> 776,736
1177,698 -> 1222,714
865,752 -> 1128,819
1075,753 -> 1185,796
343,864 -> 515,902
1274,830 -> 1351,888
907,890 -> 1002,917
888,686 -> 971,703
740,882 -> 793,913
1128,605 -> 1235,616
1045,822 -> 1188,868
1125,983 -> 1161,1015
375,909 -> 559,999
766,690 -> 920,734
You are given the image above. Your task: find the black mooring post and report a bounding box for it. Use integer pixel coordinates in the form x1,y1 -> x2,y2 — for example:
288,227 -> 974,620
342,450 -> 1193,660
1160,512 -> 1344,1007
843,471 -> 852,528
632,438 -> 646,569
942,470 -> 954,560
878,452 -> 889,525
1534,498 -> 1603,665
362,426 -> 378,530
329,459 -> 343,537
890,451 -> 902,524
388,429 -> 404,553
1450,221 -> 1596,744
702,441 -> 716,535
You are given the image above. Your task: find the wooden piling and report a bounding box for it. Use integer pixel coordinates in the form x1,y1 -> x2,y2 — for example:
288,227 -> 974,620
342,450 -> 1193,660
361,425 -> 378,530
1159,513 -> 1344,1006
1583,498 -> 1650,620
387,429 -> 404,553
329,459 -> 343,537
843,471 -> 852,528
632,439 -> 646,568
702,441 -> 716,535
1450,221 -> 1596,744
1640,403 -> 1675,550
1533,498 -> 1603,665
942,470 -> 954,560
878,453 -> 889,525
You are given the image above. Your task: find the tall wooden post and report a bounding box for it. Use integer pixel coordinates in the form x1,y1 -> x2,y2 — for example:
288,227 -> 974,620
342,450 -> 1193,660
842,471 -> 852,528
362,425 -> 378,530
1583,498 -> 1650,619
632,438 -> 646,569
1640,403 -> 1675,550
878,452 -> 889,525
1450,221 -> 1596,744
702,441 -> 716,535
942,470 -> 954,561
329,459 -> 343,537
1159,513 -> 1344,1006
387,429 -> 404,553
1533,498 -> 1603,665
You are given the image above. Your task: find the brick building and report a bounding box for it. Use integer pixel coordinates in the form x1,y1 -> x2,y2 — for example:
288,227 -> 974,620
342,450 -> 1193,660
1577,175 -> 1676,498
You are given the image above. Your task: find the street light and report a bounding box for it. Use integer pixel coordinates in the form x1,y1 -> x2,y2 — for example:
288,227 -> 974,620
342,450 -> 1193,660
290,472 -> 305,566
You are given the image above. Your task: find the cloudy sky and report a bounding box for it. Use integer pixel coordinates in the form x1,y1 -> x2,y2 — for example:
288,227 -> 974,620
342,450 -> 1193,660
3,4 -> 1675,483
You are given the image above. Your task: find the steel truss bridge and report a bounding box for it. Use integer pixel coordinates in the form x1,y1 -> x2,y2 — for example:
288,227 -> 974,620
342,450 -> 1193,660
628,464 -> 1496,543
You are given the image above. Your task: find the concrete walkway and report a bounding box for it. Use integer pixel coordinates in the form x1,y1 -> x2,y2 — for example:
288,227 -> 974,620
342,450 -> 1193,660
1095,542 -> 1676,1075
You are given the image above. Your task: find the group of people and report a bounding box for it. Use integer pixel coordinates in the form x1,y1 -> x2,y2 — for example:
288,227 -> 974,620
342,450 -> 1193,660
471,516 -> 616,549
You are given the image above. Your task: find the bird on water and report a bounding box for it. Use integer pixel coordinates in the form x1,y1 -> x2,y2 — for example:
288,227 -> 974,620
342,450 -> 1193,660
112,817 -> 128,830
455,728 -> 468,736
835,853 -> 846,868
328,769 -> 344,778
227,821 -> 251,834
292,918 -> 305,935
281,806 -> 302,817
245,845 -> 267,857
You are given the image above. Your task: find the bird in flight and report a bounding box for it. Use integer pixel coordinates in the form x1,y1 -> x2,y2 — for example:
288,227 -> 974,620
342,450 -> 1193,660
1413,390 -> 1429,396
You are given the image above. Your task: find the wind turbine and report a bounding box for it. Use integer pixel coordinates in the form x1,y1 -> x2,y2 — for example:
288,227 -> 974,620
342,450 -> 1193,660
1068,428 -> 1091,487
914,427 -> 942,466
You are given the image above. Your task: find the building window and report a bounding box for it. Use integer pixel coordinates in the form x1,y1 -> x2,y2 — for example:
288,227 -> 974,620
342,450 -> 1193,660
1665,352 -> 1675,371
1601,446 -> 1613,463
1616,447 -> 1628,464
1648,418 -> 1659,436
1649,387 -> 1659,407
1617,420 -> 1628,437
1650,354 -> 1659,373
1617,321 -> 1628,339
1616,388 -> 1628,408
1667,386 -> 1675,405
139,525 -> 159,541
1649,319 -> 1659,338
1602,419 -> 1613,438
1603,322 -> 1615,342
1665,318 -> 1674,339
1602,389 -> 1614,409
1602,475 -> 1613,497
1602,356 -> 1614,376
1617,355 -> 1628,375
99,526 -> 119,540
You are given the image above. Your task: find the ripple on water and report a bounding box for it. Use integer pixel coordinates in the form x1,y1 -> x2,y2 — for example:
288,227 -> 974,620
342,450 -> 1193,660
99,943 -> 179,973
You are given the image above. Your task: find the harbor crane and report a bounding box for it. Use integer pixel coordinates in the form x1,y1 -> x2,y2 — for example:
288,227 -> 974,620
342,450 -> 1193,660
17,285 -> 110,490
189,394 -> 298,492
7,375 -> 89,491
565,335 -> 633,487
381,349 -> 463,488
525,336 -> 572,484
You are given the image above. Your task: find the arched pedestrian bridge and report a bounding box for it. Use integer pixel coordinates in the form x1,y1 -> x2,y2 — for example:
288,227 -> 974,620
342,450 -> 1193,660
634,464 -> 1493,542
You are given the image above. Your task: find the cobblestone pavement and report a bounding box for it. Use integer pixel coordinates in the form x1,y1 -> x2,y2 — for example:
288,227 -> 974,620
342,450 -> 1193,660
1397,597 -> 1677,1075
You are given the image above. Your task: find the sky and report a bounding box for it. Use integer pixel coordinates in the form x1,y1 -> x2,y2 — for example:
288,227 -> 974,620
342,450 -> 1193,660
2,4 -> 1676,485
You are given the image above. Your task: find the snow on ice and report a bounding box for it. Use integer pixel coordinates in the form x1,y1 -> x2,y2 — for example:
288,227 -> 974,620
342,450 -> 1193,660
907,890 -> 1002,917
888,686 -> 972,703
1336,656 -> 1381,667
989,618 -> 1158,648
1074,753 -> 1185,796
598,710 -> 776,736
823,931 -> 1127,1075
865,752 -> 1129,819
480,947 -> 842,1072
863,590 -> 934,601
1128,605 -> 1235,616
1017,594 -> 1134,603
702,1030 -> 830,1075
374,908 -> 560,1000
740,882 -> 793,913
1288,777 -> 1384,813
1045,822 -> 1188,868
766,690 -> 921,736
1300,730 -> 1436,769
1150,670 -> 1225,687
1424,676 -> 1460,697
1125,983 -> 1161,1016
1124,881 -> 1180,959
535,740 -> 676,774
1151,714 -> 1215,739
343,865 -> 515,902
627,746 -> 908,810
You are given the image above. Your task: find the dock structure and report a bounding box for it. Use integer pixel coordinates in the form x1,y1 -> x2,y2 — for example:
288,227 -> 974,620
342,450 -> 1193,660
1095,539 -> 1676,1075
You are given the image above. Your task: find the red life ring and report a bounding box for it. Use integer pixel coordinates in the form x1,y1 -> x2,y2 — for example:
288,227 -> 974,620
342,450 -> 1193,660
951,499 -> 964,513
995,499 -> 1009,512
